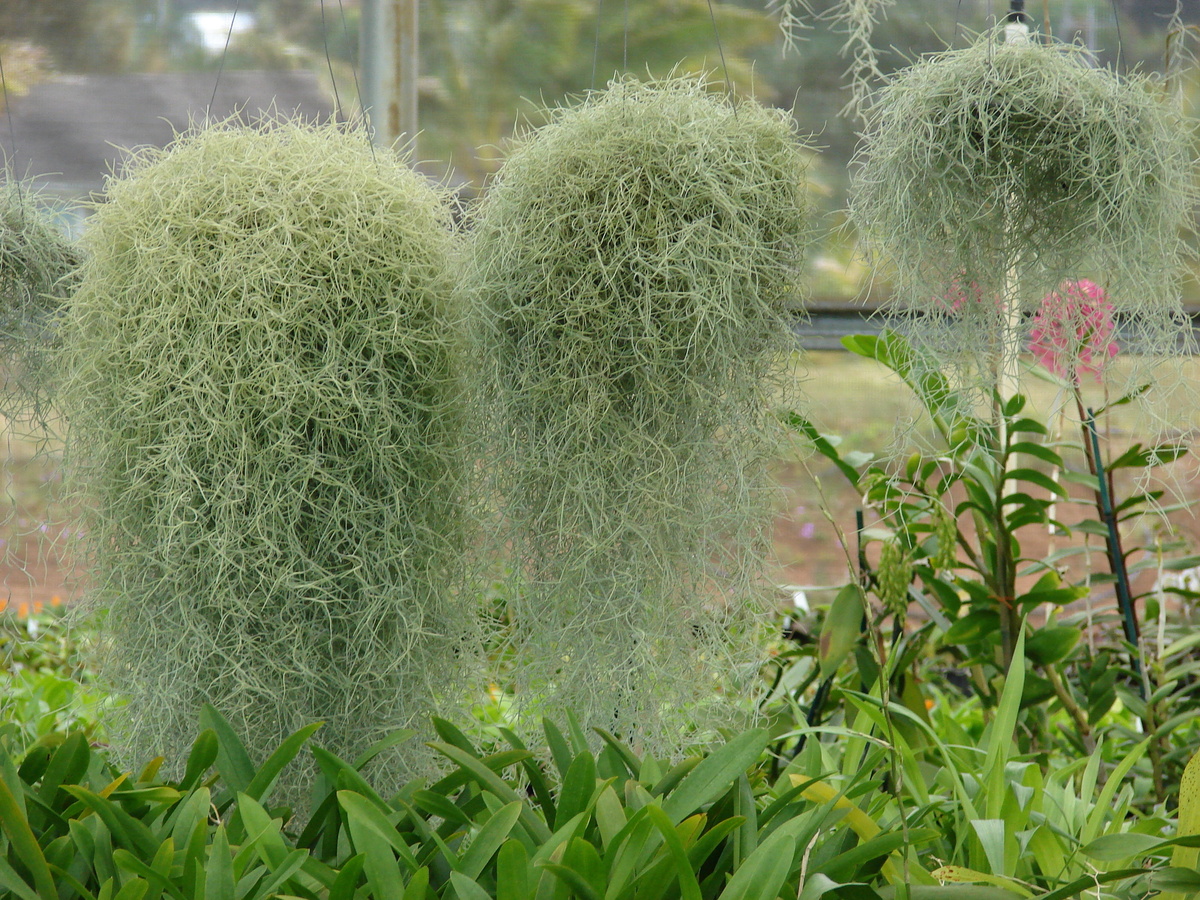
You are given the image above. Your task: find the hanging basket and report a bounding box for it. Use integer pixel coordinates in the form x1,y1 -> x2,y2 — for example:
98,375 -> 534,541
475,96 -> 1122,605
850,30 -> 1196,377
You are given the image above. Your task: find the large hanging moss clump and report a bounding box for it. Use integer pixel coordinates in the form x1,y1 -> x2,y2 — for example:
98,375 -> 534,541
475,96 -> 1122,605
58,118 -> 473,800
467,76 -> 812,752
0,181 -> 82,424
850,31 -> 1197,392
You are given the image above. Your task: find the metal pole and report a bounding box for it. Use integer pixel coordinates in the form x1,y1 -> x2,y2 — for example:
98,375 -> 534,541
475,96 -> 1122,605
359,0 -> 419,149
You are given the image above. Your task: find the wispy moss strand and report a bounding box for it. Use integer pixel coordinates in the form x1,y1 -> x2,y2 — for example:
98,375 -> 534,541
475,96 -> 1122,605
467,77 -> 812,754
58,117 -> 474,802
0,180 -> 81,424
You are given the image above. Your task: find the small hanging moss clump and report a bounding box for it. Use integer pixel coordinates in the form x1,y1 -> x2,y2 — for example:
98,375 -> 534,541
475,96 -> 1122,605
58,117 -> 474,802
850,31 -> 1197,396
467,76 -> 812,753
0,181 -> 82,424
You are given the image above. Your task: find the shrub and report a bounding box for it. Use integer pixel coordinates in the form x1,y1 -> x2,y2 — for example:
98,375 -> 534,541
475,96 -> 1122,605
466,76 -> 812,753
57,116 -> 475,801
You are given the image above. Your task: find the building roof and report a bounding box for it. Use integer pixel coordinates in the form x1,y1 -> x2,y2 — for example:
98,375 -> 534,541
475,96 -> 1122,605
1,69 -> 338,199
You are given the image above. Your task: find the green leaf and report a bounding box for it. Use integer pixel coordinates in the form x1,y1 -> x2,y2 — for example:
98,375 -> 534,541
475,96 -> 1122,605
819,584 -> 866,680
450,872 -> 495,900
205,825 -> 236,900
340,792 -> 407,900
1024,627 -> 1080,666
783,412 -> 863,488
428,743 -> 551,843
1080,832 -> 1168,862
198,704 -> 256,797
983,631 -> 1025,821
403,866 -> 430,900
329,854 -> 367,900
1003,468 -> 1067,499
645,805 -> 703,900
715,817 -> 801,900
556,752 -> 597,830
180,730 -> 219,792
244,722 -> 322,803
0,854 -> 41,900
497,839 -> 530,900
63,785 -> 160,860
661,730 -> 768,825
0,764 -> 57,899
1007,441 -> 1062,466
460,801 -> 524,879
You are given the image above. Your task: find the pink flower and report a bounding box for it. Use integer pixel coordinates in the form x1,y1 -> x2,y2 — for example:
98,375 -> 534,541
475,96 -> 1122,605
941,279 -> 987,313
1028,280 -> 1118,382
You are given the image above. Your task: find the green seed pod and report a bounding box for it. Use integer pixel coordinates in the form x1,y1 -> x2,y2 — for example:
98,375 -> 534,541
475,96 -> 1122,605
931,503 -> 958,571
467,76 -> 813,753
876,537 -> 913,618
58,117 -> 473,803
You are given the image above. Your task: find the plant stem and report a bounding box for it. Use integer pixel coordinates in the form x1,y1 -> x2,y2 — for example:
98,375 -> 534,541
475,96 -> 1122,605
1041,662 -> 1094,753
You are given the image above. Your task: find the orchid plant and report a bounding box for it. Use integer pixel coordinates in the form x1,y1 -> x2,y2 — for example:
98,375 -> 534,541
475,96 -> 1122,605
789,280 -> 1190,753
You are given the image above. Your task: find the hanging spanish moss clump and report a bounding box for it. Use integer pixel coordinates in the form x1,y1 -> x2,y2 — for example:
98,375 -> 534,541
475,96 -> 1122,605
850,30 -> 1197,406
0,180 -> 81,425
467,76 -> 811,753
58,117 -> 474,803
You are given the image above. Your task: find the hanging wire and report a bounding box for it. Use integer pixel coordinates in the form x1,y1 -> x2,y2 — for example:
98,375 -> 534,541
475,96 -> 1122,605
0,44 -> 24,210
336,0 -> 376,165
623,0 -> 629,72
207,0 -> 243,119
592,0 -> 605,90
705,0 -> 736,109
320,0 -> 344,119
1109,0 -> 1123,75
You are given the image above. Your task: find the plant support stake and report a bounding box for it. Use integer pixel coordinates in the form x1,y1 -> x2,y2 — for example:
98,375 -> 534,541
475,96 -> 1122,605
1084,407 -> 1142,685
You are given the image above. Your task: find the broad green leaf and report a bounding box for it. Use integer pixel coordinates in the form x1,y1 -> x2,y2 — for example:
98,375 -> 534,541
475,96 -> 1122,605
450,871 -> 494,900
243,723 -> 322,803
715,817 -> 800,900
1004,468 -> 1067,498
340,790 -> 419,883
1024,627 -> 1080,666
428,743 -> 552,843
539,862 -> 603,900
983,632 -> 1025,821
661,729 -> 767,825
1165,748 -> 1200,900
460,801 -> 523,879
329,854 -> 367,900
63,785 -> 161,860
0,767 -> 57,898
205,826 -> 236,900
819,584 -> 865,680
497,839 -> 530,900
180,730 -> 219,792
645,805 -> 702,900
1080,832 -> 1168,862
198,704 -> 256,797
0,854 -> 40,900
403,866 -> 430,900
556,751 -> 597,830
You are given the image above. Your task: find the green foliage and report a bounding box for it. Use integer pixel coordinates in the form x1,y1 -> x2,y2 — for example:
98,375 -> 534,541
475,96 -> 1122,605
56,116 -> 476,802
850,30 -> 1198,399
0,180 -> 81,423
466,76 -> 812,753
0,606 -> 110,744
